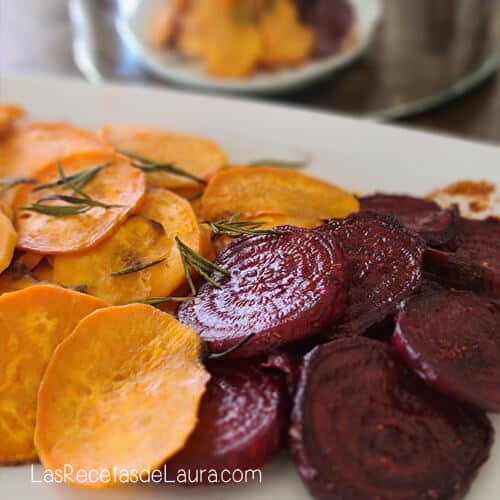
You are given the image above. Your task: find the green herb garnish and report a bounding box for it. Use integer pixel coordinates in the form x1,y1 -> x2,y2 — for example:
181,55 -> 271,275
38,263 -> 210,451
32,162 -> 111,192
0,176 -> 37,194
175,236 -> 229,295
206,332 -> 257,360
18,203 -> 93,216
128,296 -> 194,306
119,149 -> 206,185
111,258 -> 166,277
248,158 -> 309,169
203,214 -> 289,239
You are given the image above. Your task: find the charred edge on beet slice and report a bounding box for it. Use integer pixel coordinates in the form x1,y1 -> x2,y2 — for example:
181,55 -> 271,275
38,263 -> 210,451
290,337 -> 493,500
424,217 -> 500,298
359,193 -> 460,249
393,281 -> 500,412
177,226 -> 350,359
318,212 -> 426,338
164,363 -> 289,485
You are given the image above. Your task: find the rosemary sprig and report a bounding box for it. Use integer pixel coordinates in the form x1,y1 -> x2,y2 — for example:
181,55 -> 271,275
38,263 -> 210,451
19,203 -> 92,216
0,176 -> 37,194
36,193 -> 122,210
32,162 -> 111,192
248,158 -> 309,169
203,214 -> 289,239
118,149 -> 206,185
128,296 -> 194,306
111,258 -> 166,277
175,236 -> 229,295
206,332 -> 257,360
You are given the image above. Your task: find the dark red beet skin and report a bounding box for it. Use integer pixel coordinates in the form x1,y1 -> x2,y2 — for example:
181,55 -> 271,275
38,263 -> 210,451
359,193 -> 460,249
318,213 -> 426,337
290,337 -> 493,500
178,226 -> 349,358
164,363 -> 288,484
393,282 -> 500,412
425,217 -> 500,298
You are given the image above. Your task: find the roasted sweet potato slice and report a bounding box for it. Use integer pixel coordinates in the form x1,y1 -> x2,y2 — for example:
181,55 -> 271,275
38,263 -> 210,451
35,304 -> 209,488
149,0 -> 185,48
165,362 -> 288,483
13,251 -> 45,271
0,103 -> 25,137
425,217 -> 500,298
0,285 -> 106,464
14,150 -> 146,254
259,0 -> 314,68
318,213 -> 426,336
99,126 -> 227,190
290,337 -> 493,500
178,226 -> 349,358
0,122 -> 102,178
0,267 -> 39,295
200,166 -> 359,221
394,282 -> 500,412
52,187 -> 202,304
0,210 -> 17,274
359,193 -> 460,249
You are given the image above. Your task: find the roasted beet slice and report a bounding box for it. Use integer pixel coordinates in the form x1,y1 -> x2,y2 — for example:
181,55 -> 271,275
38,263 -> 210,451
164,363 -> 288,484
261,351 -> 302,395
394,282 -> 500,412
359,193 -> 459,249
425,217 -> 500,298
290,337 -> 493,500
178,226 -> 349,358
318,213 -> 425,337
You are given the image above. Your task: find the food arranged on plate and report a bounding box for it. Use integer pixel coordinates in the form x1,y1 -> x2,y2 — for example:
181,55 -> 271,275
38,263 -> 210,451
0,102 -> 499,498
150,0 -> 356,78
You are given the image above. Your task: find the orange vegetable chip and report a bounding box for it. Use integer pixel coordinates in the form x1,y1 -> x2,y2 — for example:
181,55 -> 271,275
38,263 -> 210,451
200,166 -> 360,221
51,188 -> 202,304
0,122 -> 102,178
0,103 -> 25,137
99,126 -> 227,190
0,210 -> 17,274
35,304 -> 209,488
14,150 -> 146,254
0,285 -> 107,464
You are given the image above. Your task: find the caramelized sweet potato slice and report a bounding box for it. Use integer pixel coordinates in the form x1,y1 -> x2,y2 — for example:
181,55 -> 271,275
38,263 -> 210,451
35,304 -> 209,488
0,285 -> 106,464
99,126 -> 227,190
149,0 -> 186,48
318,213 -> 425,336
259,0 -> 313,68
178,226 -> 349,358
0,210 -> 17,274
290,337 -> 493,500
394,282 -> 500,412
0,103 -> 25,137
0,267 -> 39,295
165,362 -> 288,483
52,188 -> 202,304
0,122 -> 102,178
13,251 -> 45,271
200,166 -> 359,221
14,150 -> 146,254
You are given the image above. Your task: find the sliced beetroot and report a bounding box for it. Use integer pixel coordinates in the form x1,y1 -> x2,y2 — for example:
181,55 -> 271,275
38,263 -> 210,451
290,337 -> 493,500
393,282 -> 500,412
318,213 -> 425,337
261,351 -> 302,396
359,193 -> 460,249
178,226 -> 349,358
165,363 -> 288,484
425,217 -> 500,298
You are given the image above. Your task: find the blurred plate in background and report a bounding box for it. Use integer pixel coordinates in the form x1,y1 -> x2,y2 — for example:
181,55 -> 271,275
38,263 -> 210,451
119,0 -> 382,94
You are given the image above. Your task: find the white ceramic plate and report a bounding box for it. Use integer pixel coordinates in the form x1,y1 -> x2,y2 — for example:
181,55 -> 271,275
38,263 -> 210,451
119,0 -> 382,94
0,74 -> 499,500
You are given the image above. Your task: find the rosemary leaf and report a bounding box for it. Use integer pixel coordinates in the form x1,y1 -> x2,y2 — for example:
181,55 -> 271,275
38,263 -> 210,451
206,332 -> 257,360
19,203 -> 92,216
111,258 -> 166,277
203,214 -> 289,239
33,162 -> 110,192
129,296 -> 194,306
36,193 -> 122,210
0,176 -> 37,194
175,236 -> 229,294
118,148 -> 206,185
248,158 -> 309,169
